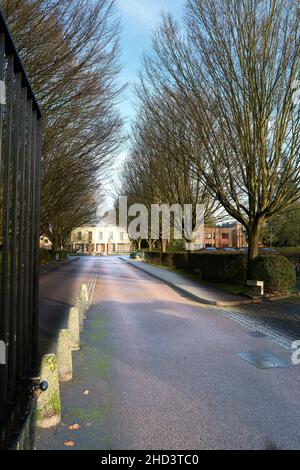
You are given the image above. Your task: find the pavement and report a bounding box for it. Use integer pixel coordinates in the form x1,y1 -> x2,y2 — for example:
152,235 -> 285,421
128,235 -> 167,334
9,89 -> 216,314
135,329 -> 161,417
120,257 -> 251,306
36,256 -> 300,450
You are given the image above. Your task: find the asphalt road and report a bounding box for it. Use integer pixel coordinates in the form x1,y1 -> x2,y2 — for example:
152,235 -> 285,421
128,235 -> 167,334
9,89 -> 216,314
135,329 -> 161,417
38,256 -> 94,358
37,256 -> 300,450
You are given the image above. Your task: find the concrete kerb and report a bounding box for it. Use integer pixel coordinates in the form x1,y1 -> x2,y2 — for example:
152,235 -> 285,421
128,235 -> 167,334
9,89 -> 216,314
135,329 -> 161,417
57,329 -> 72,382
36,354 -> 61,428
120,257 -> 254,307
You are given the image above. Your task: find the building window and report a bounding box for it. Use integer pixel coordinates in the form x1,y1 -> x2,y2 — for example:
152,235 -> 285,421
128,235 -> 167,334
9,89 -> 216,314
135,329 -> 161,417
205,233 -> 212,239
120,232 -> 124,241
222,233 -> 229,239
88,231 -> 93,242
109,231 -> 113,240
99,232 -> 103,241
78,232 -> 82,241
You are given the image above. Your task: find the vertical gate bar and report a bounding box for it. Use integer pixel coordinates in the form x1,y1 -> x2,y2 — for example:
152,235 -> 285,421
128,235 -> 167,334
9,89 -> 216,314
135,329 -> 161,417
0,8 -> 42,447
8,72 -> 22,401
31,116 -> 42,374
23,101 -> 32,377
16,87 -> 28,382
0,32 -> 5,426
0,33 -> 5,183
0,55 -> 14,417
27,111 -> 37,373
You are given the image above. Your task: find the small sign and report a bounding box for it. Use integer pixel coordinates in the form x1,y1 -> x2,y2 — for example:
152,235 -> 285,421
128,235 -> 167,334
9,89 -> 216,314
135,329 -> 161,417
247,280 -> 264,296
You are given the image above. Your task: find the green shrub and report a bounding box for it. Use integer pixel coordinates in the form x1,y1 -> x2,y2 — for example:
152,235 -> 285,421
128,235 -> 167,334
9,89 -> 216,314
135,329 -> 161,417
144,252 -> 161,265
39,248 -> 51,265
187,253 -> 247,283
253,255 -> 296,294
51,250 -> 68,260
161,252 -> 174,267
173,253 -> 188,270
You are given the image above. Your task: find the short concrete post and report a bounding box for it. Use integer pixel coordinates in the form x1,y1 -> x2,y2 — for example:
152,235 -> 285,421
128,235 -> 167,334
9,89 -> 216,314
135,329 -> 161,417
36,354 -> 61,428
76,296 -> 84,331
68,307 -> 80,351
57,329 -> 72,382
80,284 -> 88,319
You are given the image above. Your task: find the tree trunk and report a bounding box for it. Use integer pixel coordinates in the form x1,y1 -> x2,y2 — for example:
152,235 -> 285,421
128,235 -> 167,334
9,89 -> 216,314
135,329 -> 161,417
160,239 -> 167,253
138,238 -> 141,250
148,239 -> 152,252
246,222 -> 262,280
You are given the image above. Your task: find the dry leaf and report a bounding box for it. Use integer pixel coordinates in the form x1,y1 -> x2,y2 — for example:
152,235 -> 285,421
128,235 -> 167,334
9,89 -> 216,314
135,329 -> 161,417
68,423 -> 80,431
83,390 -> 90,395
85,422 -> 92,427
64,441 -> 75,447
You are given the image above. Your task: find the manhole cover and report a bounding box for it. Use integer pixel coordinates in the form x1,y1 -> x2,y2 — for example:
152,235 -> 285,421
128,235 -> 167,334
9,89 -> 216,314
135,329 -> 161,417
236,351 -> 293,369
248,330 -> 266,338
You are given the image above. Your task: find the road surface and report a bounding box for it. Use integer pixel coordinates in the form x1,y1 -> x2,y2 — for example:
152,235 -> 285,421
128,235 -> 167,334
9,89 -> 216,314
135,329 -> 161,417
37,256 -> 300,450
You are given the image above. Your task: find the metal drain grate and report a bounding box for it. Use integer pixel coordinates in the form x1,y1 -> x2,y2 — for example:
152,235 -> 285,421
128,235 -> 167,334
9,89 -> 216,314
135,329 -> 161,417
248,330 -> 266,338
236,351 -> 293,369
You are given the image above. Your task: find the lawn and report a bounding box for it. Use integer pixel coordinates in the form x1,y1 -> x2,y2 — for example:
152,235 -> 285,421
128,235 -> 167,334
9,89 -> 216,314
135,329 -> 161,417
277,247 -> 300,255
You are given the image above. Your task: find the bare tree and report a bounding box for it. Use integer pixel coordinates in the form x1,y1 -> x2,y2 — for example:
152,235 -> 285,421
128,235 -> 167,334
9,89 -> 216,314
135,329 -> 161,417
136,0 -> 300,277
1,0 -> 124,247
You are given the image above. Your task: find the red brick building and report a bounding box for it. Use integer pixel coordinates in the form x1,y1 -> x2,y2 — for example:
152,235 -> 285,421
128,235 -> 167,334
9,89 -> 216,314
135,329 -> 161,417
204,222 -> 246,249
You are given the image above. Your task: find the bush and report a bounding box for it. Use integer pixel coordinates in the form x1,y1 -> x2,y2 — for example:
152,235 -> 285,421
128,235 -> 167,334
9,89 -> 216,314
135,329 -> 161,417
187,253 -> 247,283
39,248 -> 51,265
253,255 -> 296,294
173,253 -> 188,270
51,250 -> 68,260
144,251 -> 161,265
161,252 -> 174,267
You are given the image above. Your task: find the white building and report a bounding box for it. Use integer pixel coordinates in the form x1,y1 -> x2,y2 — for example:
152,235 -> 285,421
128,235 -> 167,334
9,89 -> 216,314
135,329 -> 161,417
70,224 -> 132,254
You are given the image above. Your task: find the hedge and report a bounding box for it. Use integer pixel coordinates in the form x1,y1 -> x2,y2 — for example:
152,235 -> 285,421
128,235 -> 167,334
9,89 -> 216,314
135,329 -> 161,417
50,250 -> 68,260
144,252 -> 161,265
145,251 -> 297,294
253,255 -> 296,294
187,253 -> 247,283
39,248 -> 51,265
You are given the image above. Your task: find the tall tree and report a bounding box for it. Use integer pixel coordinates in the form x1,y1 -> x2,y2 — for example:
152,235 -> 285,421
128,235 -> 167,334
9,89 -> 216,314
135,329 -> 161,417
1,0 -> 123,246
137,0 -> 300,277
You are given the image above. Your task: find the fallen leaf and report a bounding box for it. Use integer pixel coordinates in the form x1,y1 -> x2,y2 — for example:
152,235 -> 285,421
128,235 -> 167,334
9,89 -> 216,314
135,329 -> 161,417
85,422 -> 92,427
68,423 -> 80,431
64,441 -> 75,447
83,390 -> 90,395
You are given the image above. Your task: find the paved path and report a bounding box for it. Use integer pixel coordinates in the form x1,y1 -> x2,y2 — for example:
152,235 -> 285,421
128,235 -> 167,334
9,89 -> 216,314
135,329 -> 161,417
36,257 -> 300,450
121,257 -> 250,306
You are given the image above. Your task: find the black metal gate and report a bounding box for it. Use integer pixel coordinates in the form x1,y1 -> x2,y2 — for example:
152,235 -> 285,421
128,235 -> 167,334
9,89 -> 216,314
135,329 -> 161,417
0,8 -> 42,449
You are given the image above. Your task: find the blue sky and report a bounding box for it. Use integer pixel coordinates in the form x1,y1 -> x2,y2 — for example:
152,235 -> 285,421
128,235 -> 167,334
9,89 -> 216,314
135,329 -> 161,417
103,1 -> 185,206
117,0 -> 185,134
